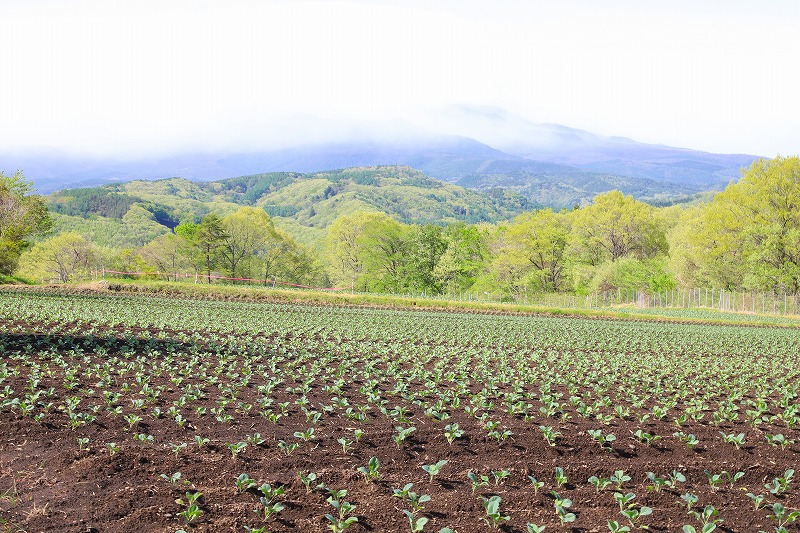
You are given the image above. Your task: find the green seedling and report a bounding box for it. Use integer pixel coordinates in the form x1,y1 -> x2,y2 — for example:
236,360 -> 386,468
443,423 -> 464,444
235,473 -> 257,492
481,495 -> 510,529
467,471 -> 490,493
176,491 -> 203,523
645,472 -> 667,492
492,469 -> 510,486
620,504 -> 652,528
403,509 -> 429,532
170,441 -> 187,458
357,456 -> 381,482
766,469 -> 794,495
745,492 -> 766,510
422,460 -> 448,483
631,429 -> 661,446
538,425 -> 560,446
394,426 -> 416,448
587,429 -> 616,450
554,467 -> 568,487
767,502 -> 800,529
719,431 -> 745,449
246,433 -> 266,446
613,492 -> 636,511
294,427 -> 315,441
278,440 -> 299,456
123,413 -> 142,429
552,491 -> 576,525
325,491 -> 358,533
528,475 -> 545,495
256,483 -> 285,521
226,441 -> 247,458
680,492 -> 699,511
673,432 -> 700,448
298,471 -> 319,493
161,471 -> 183,485
589,475 -> 612,493
765,433 -> 794,450
682,525 -> 716,533
392,483 -> 431,512
689,505 -> 723,527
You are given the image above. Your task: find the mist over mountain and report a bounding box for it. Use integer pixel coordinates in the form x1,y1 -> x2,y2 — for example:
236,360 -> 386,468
1,109 -> 762,207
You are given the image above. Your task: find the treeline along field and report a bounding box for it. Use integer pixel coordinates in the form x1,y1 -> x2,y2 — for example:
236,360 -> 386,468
5,156 -> 800,302
1,289 -> 799,531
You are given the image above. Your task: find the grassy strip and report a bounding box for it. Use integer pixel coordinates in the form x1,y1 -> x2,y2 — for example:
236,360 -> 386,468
3,278 -> 798,328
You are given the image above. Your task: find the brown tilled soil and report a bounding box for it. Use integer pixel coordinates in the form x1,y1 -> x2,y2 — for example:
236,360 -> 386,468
1,320 -> 798,533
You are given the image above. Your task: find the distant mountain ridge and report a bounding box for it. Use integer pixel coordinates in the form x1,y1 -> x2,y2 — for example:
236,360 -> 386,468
2,112 -> 762,208
46,166 -> 529,249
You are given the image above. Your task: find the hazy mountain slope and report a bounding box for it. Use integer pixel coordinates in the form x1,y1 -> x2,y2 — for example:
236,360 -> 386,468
435,105 -> 759,188
6,111 -> 761,200
456,159 -> 698,208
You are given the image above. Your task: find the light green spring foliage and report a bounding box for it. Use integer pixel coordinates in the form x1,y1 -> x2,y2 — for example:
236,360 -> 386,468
11,157 -> 800,296
0,171 -> 51,275
17,232 -> 98,283
671,156 -> 800,292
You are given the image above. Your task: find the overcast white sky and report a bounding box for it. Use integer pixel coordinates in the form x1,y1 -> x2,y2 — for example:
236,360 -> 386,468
1,0 -> 798,158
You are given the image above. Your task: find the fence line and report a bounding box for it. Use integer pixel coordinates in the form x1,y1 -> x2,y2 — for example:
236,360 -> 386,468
410,287 -> 800,317
46,268 -> 800,317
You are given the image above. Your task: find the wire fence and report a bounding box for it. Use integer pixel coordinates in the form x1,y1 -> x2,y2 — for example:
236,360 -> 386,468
46,268 -> 800,318
392,287 -> 800,317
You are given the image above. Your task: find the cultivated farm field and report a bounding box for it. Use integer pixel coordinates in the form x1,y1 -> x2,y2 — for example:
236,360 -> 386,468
1,289 -> 799,532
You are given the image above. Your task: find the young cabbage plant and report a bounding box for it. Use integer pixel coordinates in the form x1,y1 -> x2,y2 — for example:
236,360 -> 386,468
551,491 -> 576,525
226,441 -> 247,459
688,505 -> 723,528
680,492 -> 699,511
392,483 -> 431,512
765,469 -> 794,495
745,492 -> 766,510
682,525 -> 716,533
357,456 -> 381,483
235,473 -> 257,493
394,426 -> 416,449
175,491 -> 203,523
325,491 -> 358,533
588,475 -> 612,493
718,431 -> 745,449
765,433 -> 794,450
538,425 -> 560,446
607,520 -> 631,533
421,460 -> 448,483
492,470 -> 510,486
481,495 -> 510,529
587,429 -> 616,451
767,502 -> 800,529
443,423 -> 464,445
610,470 -> 631,490
402,509 -> 428,533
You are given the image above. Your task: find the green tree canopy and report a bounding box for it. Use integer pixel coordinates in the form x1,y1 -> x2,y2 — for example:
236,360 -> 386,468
18,232 -> 97,283
569,190 -> 667,265
0,171 -> 52,275
673,156 -> 800,292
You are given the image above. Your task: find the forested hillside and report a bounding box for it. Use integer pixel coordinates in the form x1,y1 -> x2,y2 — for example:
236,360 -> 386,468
46,166 -> 528,248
